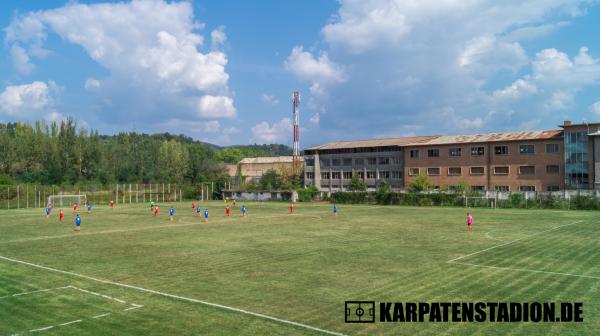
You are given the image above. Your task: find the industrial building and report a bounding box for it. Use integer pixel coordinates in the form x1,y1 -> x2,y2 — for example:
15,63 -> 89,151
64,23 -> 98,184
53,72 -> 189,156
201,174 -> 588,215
303,120 -> 600,193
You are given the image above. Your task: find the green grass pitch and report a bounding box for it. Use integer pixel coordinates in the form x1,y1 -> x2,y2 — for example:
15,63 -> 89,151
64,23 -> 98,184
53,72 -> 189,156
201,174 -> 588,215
1,202 -> 599,335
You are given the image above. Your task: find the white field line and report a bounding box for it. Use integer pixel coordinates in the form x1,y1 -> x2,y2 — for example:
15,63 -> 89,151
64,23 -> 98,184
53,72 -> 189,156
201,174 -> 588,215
484,231 -> 505,243
58,319 -> 82,326
92,313 -> 111,319
0,255 -> 348,336
453,262 -> 600,280
68,285 -> 128,304
0,213 -> 327,245
30,326 -> 54,332
0,286 -> 70,299
447,220 -> 584,263
124,304 -> 144,311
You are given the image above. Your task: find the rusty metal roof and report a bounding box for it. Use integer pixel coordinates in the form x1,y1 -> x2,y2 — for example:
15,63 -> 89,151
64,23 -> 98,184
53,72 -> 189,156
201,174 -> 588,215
404,130 -> 563,146
304,136 -> 437,150
238,156 -> 302,164
305,130 -> 563,150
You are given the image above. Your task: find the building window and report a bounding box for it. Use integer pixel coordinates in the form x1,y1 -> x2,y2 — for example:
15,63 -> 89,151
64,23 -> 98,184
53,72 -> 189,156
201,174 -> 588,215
321,172 -> 330,179
367,157 -> 377,165
519,186 -> 536,192
565,131 -> 589,189
427,167 -> 440,176
547,185 -> 560,191
356,171 -> 364,179
448,167 -> 462,176
471,186 -> 485,191
519,144 -> 535,154
366,171 -> 376,179
305,172 -> 314,179
343,158 -> 352,166
378,157 -> 390,165
470,166 -> 485,175
410,150 -> 419,158
545,143 -> 560,153
546,165 -> 559,174
449,148 -> 462,157
493,166 -> 509,175
320,159 -> 330,167
495,185 -> 509,191
471,147 -> 484,156
305,159 -> 314,166
427,149 -> 440,157
380,171 -> 390,179
408,168 -> 420,176
331,159 -> 341,166
392,157 -> 401,164
392,171 -> 402,179
355,158 -> 364,166
343,172 -> 352,179
332,172 -> 341,179
494,146 -> 509,155
518,165 -> 535,175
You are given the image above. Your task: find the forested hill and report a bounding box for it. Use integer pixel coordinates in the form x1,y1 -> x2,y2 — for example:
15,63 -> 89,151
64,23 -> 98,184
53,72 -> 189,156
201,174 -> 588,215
0,119 -> 291,185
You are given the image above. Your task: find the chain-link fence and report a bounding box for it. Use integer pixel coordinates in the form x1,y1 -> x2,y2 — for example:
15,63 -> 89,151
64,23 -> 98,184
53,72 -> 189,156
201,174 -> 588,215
0,183 -> 199,209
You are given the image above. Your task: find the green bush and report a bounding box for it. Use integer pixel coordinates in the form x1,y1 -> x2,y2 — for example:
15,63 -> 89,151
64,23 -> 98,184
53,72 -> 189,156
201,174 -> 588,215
297,186 -> 319,202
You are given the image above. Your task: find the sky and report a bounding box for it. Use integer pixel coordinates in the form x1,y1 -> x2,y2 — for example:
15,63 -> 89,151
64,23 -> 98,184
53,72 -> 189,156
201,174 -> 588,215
1,1 -> 600,148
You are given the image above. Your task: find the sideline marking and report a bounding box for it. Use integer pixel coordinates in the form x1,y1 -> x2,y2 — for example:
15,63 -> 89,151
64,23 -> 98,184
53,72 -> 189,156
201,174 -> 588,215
0,213 -> 327,245
0,255 -> 347,336
0,286 -> 69,299
448,220 -> 583,263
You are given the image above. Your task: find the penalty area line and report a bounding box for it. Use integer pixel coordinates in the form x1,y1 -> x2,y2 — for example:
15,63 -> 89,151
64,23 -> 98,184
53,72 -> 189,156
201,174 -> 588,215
451,261 -> 600,281
0,255 -> 347,336
447,220 -> 584,263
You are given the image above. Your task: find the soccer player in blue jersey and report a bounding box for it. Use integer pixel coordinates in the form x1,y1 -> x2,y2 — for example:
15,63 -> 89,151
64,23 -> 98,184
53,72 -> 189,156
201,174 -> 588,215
332,203 -> 338,216
241,205 -> 246,217
45,205 -> 51,218
75,214 -> 81,232
203,208 -> 209,223
87,202 -> 92,213
169,206 -> 175,221
196,205 -> 202,217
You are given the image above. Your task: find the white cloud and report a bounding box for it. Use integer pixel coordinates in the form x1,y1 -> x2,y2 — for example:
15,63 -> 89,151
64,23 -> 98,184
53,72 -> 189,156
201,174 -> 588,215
290,0 -> 600,139
211,26 -> 227,49
309,113 -> 320,124
84,78 -> 101,90
261,93 -> 279,105
251,118 -> 292,144
5,0 -> 235,124
0,81 -> 55,117
198,95 -> 236,118
590,101 -> 600,117
284,46 -> 345,83
10,45 -> 34,74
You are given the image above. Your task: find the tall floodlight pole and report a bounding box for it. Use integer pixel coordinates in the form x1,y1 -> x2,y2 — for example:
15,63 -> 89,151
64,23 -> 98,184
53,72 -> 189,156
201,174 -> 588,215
292,91 -> 300,169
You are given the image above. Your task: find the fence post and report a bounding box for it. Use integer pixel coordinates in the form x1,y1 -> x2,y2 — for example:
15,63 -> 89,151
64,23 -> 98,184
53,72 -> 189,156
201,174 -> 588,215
17,185 -> 20,209
7,187 -> 9,209
129,184 -> 132,204
116,184 -> 118,205
136,184 -> 139,203
162,183 -> 165,202
26,185 -> 29,208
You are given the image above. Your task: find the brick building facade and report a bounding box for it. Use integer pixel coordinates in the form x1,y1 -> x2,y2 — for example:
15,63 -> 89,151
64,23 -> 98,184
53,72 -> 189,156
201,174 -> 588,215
303,121 -> 600,193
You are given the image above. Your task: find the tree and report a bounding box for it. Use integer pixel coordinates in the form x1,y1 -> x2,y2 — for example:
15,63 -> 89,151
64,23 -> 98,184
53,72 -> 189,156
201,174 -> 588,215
259,169 -> 281,190
158,140 -> 189,183
348,176 -> 367,192
409,174 -> 432,192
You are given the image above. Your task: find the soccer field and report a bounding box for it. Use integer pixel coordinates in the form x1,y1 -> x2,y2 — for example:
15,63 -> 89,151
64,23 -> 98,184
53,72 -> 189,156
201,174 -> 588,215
1,202 -> 599,335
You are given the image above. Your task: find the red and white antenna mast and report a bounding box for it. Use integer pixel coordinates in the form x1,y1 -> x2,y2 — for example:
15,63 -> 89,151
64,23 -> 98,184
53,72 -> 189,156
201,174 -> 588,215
292,91 -> 300,167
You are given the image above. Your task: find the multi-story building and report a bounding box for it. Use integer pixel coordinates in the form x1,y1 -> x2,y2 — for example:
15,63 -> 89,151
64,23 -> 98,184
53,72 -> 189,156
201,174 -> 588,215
303,120 -> 600,193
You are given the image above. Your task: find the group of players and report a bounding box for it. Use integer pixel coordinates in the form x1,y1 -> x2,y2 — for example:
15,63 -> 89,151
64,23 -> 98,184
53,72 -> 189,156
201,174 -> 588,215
44,197 -> 339,232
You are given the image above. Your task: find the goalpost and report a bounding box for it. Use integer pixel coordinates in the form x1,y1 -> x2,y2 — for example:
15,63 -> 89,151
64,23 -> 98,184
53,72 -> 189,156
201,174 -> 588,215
47,194 -> 86,207
463,196 -> 497,208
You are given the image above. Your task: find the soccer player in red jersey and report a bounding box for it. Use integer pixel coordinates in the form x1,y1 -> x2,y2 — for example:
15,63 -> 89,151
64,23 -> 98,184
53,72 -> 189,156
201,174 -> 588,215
59,209 -> 64,223
466,213 -> 473,232
154,205 -> 159,217
73,203 -> 78,213
192,202 -> 196,213
289,203 -> 294,214
226,205 -> 230,217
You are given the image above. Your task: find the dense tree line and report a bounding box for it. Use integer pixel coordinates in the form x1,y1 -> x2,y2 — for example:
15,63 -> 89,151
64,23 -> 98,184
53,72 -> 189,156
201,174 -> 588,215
0,119 -> 291,186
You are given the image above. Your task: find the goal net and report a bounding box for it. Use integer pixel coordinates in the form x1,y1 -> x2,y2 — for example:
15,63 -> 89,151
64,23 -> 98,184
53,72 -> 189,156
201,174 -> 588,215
463,196 -> 497,208
47,194 -> 86,207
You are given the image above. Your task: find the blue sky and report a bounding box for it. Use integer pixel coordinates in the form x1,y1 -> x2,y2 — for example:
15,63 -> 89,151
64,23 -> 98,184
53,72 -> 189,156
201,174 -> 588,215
2,1 -> 600,148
